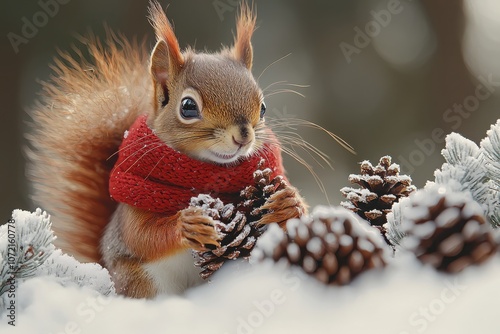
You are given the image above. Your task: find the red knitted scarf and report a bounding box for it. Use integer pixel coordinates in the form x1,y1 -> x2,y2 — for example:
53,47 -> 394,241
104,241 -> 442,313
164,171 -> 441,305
109,115 -> 284,214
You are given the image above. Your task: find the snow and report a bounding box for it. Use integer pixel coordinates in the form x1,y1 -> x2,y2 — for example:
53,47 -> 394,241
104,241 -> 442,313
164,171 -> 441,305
461,201 -> 485,219
357,239 -> 375,253
286,243 -> 300,262
435,208 -> 461,228
252,224 -> 284,258
305,237 -> 323,254
367,208 -> 383,216
296,223 -> 310,240
339,235 -> 353,248
462,220 -> 482,241
37,250 -> 114,296
311,220 -> 327,236
2,252 -> 500,334
388,163 -> 400,173
405,221 -> 436,239
340,187 -> 377,204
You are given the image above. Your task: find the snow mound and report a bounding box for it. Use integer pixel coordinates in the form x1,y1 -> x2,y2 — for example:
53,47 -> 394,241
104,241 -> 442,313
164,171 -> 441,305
1,253 -> 499,333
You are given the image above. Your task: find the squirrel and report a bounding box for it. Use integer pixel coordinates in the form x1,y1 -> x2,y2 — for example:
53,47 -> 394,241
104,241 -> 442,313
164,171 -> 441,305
27,1 -> 307,298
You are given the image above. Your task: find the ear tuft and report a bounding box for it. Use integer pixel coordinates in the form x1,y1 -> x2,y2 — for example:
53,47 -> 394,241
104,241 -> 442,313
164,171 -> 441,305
233,2 -> 256,70
148,1 -> 184,68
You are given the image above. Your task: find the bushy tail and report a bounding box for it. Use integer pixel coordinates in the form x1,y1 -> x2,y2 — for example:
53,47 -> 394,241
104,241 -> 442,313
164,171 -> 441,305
27,31 -> 152,262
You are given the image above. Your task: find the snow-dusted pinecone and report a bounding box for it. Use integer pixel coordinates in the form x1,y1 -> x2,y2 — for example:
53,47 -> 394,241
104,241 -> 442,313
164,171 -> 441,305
255,207 -> 387,285
401,187 -> 498,273
239,159 -> 288,220
191,195 -> 264,279
341,156 -> 416,241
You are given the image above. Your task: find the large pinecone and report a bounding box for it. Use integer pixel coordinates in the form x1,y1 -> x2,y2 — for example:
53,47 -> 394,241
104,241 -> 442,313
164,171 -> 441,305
341,156 -> 416,240
192,160 -> 286,279
400,187 -> 498,273
239,159 -> 288,220
255,207 -> 387,285
191,195 -> 263,279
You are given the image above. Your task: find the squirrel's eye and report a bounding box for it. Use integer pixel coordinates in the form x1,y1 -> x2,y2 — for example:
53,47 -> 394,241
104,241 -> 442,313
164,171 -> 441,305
180,97 -> 200,119
260,102 -> 266,119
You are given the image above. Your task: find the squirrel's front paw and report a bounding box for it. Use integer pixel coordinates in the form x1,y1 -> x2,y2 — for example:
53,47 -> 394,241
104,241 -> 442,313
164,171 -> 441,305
257,185 -> 308,227
179,207 -> 221,251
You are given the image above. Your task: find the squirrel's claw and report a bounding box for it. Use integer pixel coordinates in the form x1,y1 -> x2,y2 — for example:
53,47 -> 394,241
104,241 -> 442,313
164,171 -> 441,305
257,185 -> 308,227
179,207 -> 221,251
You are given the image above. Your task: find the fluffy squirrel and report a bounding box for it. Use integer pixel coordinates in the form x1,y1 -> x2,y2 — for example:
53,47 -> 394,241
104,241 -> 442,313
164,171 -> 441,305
27,1 -> 307,298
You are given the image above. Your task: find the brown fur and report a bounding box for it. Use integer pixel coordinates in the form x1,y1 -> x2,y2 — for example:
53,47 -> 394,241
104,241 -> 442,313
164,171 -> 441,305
232,2 -> 256,70
113,257 -> 157,298
27,31 -> 151,262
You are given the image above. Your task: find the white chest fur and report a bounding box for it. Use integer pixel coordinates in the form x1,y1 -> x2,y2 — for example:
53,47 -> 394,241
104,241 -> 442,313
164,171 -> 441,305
142,250 -> 203,295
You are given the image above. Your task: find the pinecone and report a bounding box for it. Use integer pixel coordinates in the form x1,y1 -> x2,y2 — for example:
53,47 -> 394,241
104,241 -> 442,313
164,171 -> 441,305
239,159 -> 288,220
191,195 -> 263,279
192,160 -> 288,279
400,187 -> 498,273
341,156 -> 416,241
255,207 -> 387,285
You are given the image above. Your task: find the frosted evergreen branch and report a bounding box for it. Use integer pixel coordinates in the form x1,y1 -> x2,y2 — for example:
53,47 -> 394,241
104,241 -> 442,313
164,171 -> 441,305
1,209 -> 115,301
480,120 -> 500,226
433,131 -> 498,227
434,156 -> 491,205
481,120 -> 500,185
441,132 -> 481,164
38,250 -> 115,296
0,209 -> 55,295
384,197 -> 411,246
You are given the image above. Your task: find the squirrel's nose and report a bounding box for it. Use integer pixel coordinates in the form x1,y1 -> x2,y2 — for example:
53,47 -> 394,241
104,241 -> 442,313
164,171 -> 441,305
232,126 -> 253,146
233,135 -> 251,146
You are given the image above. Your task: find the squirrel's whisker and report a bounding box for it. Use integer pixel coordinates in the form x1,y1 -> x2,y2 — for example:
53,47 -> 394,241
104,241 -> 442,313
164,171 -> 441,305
261,80 -> 287,93
256,53 -> 291,83
122,144 -> 164,174
108,134 -> 159,160
273,132 -> 332,170
145,153 -> 167,180
262,81 -> 309,94
267,117 -> 355,154
266,140 -> 329,205
264,89 -> 305,99
112,142 -> 163,173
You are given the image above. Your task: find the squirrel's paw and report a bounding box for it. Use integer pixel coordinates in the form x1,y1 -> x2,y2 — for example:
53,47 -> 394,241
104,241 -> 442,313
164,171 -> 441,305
257,185 -> 308,227
179,207 -> 221,251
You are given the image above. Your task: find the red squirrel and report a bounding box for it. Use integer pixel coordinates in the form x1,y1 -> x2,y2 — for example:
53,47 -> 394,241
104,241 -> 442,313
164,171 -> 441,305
27,1 -> 307,298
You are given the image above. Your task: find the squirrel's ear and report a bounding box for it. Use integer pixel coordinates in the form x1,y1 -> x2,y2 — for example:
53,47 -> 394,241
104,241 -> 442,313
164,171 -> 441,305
150,40 -> 172,109
149,1 -> 184,109
232,3 -> 256,70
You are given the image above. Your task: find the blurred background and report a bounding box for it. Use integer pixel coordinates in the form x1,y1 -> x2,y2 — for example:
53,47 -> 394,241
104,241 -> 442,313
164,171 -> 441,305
1,0 -> 499,222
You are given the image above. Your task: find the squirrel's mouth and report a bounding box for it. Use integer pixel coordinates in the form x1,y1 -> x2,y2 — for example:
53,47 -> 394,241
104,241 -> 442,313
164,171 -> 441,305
208,148 -> 240,162
206,143 -> 254,164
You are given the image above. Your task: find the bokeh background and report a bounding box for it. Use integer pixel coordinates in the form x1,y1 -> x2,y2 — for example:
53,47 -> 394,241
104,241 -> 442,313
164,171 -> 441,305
1,0 -> 499,222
